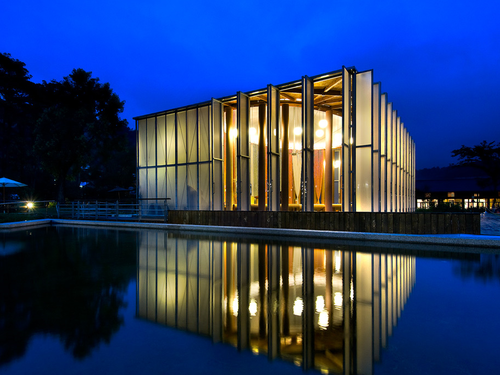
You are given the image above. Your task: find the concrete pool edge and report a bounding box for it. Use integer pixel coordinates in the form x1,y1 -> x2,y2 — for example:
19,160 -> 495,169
2,218 -> 499,251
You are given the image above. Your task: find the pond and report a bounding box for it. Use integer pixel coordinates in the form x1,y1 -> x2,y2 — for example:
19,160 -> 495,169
0,226 -> 499,375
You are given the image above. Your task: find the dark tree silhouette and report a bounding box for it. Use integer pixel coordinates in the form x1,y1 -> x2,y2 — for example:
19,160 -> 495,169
33,69 -> 129,202
451,140 -> 500,193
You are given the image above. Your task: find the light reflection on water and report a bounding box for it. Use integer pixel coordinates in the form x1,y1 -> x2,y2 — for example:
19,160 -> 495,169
0,226 -> 499,375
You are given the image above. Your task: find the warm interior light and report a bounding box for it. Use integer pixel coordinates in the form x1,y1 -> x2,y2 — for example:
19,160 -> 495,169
319,119 -> 327,128
294,127 -> 302,135
334,292 -> 343,307
315,129 -> 324,137
26,202 -> 34,209
333,134 -> 342,148
249,127 -> 257,136
232,296 -> 239,316
334,160 -> 340,168
249,299 -> 257,316
293,297 -> 303,316
318,310 -> 329,329
229,128 -> 238,139
316,295 -> 325,313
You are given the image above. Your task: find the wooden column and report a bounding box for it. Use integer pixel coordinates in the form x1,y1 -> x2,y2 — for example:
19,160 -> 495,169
225,107 -> 233,210
281,104 -> 289,211
258,103 -> 266,211
325,110 -> 333,212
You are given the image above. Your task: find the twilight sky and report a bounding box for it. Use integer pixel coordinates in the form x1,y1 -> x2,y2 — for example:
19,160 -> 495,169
3,0 -> 499,169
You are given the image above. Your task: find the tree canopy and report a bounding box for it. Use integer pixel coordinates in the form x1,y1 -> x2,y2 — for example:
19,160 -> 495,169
34,69 -> 129,202
451,140 -> 500,192
0,53 -> 135,202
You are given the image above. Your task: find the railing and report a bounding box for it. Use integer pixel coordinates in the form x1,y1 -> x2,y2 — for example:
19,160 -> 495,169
57,200 -> 170,222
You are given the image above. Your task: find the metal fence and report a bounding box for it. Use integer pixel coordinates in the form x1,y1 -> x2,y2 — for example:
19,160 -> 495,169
57,200 -> 169,222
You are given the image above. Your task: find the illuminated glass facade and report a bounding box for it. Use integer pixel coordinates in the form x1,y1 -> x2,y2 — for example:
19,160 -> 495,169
134,67 -> 415,212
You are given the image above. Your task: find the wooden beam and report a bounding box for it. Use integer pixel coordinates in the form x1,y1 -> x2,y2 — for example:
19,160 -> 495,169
282,87 -> 341,96
324,78 -> 342,93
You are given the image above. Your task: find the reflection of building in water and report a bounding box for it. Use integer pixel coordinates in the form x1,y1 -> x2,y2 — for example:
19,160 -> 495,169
137,232 -> 415,374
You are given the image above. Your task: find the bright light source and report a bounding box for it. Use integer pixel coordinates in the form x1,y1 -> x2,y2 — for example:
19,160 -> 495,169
316,129 -> 324,138
316,295 -> 325,313
27,202 -> 34,209
294,127 -> 302,135
293,297 -> 303,316
229,128 -> 238,139
249,299 -> 257,316
334,160 -> 340,169
318,310 -> 329,329
249,127 -> 257,136
334,292 -> 343,307
319,119 -> 328,128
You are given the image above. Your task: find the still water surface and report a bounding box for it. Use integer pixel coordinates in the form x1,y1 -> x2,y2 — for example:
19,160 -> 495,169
0,226 -> 499,375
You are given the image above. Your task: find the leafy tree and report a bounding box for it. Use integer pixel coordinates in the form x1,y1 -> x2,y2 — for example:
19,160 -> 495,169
33,69 -> 128,202
451,140 -> 500,193
0,53 -> 38,183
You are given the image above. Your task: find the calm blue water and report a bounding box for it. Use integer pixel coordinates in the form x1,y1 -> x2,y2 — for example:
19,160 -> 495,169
0,226 -> 499,375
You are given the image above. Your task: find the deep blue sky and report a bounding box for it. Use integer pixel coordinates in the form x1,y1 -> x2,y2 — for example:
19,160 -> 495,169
3,0 -> 499,169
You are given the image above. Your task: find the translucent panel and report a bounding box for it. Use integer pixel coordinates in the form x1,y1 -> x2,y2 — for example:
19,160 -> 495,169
187,109 -> 197,163
177,111 -> 187,164
372,82 -> 380,212
199,163 -> 211,210
212,99 -> 224,210
342,67 -> 351,212
148,167 -> 156,202
147,117 -> 156,167
268,85 -> 280,211
355,71 -> 372,147
356,147 -> 372,212
187,164 -> 198,210
139,168 -> 147,199
237,92 -> 250,211
166,114 -> 176,165
213,100 -> 223,160
157,167 -> 166,199
199,106 -> 210,162
166,167 -> 177,210
138,119 -> 147,167
302,76 -> 314,211
380,94 -> 387,156
381,156 -> 386,212
177,165 -> 187,210
213,161 -> 223,210
157,115 -> 166,166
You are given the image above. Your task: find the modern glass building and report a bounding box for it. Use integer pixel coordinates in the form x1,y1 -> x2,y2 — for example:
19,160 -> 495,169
134,67 -> 415,212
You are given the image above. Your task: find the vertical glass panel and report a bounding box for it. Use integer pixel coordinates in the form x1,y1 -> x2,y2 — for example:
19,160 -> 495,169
212,99 -> 223,210
199,163 -> 211,210
177,111 -> 187,164
237,92 -> 250,211
342,67 -> 351,212
177,165 -> 187,210
187,109 -> 197,163
138,119 -> 147,167
187,164 -> 198,210
148,167 -> 156,204
302,76 -> 314,211
157,115 -> 166,166
386,102 -> 392,211
157,167 -> 166,199
372,83 -> 380,212
147,117 -> 156,167
356,147 -> 372,212
166,166 -> 176,209
199,106 -> 210,162
139,168 -> 147,200
166,114 -> 176,165
268,85 -> 280,211
355,71 -> 372,147
381,156 -> 386,212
